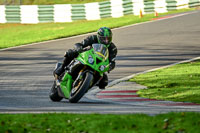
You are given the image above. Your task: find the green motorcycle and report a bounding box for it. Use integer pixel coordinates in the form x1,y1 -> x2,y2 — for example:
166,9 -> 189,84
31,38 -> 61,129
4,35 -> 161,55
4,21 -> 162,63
49,43 -> 110,103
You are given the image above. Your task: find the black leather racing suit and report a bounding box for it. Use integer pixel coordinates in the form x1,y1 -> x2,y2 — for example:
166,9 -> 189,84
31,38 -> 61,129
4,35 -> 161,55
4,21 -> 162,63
55,35 -> 117,89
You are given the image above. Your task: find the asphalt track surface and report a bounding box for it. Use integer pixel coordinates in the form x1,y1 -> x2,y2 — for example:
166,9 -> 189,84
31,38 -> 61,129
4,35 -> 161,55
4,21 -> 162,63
0,10 -> 200,114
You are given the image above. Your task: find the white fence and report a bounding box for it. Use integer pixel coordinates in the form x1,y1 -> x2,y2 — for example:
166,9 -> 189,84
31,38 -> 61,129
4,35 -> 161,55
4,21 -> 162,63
0,0 -> 199,23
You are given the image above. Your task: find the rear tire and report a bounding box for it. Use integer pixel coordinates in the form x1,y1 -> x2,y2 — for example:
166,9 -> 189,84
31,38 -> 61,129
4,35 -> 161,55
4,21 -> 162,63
69,72 -> 93,103
49,81 -> 63,102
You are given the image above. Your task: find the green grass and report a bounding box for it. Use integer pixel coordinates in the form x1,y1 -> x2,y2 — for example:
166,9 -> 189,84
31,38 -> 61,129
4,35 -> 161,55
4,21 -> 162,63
0,112 -> 200,133
130,60 -> 200,104
0,8 -> 195,49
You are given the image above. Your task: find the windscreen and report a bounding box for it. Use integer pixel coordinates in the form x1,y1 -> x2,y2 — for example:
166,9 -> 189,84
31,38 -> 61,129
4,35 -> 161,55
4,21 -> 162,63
92,43 -> 109,59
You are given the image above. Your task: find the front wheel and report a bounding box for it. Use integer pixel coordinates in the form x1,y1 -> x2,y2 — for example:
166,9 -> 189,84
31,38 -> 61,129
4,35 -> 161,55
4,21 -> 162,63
69,72 -> 93,103
49,81 -> 63,102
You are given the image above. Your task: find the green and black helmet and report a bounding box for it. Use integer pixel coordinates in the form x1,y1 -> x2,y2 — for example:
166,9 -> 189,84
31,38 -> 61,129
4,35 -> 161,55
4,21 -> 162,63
97,27 -> 112,45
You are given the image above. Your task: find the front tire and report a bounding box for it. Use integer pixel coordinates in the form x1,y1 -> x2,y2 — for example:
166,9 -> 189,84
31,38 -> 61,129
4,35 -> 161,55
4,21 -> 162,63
69,72 -> 93,103
49,81 -> 63,102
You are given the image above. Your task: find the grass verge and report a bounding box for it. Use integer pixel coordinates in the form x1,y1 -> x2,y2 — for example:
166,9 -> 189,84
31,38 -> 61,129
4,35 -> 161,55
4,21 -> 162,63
130,60 -> 200,104
0,112 -> 200,133
0,8 -> 195,49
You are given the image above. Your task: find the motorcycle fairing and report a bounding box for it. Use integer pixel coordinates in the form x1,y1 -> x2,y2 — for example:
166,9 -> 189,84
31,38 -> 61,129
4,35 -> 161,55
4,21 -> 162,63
60,73 -> 74,99
76,47 -> 109,76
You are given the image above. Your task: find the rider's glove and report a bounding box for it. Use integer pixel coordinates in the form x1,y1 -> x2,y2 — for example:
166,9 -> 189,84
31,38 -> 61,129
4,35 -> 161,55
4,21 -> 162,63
108,61 -> 115,73
74,43 -> 83,53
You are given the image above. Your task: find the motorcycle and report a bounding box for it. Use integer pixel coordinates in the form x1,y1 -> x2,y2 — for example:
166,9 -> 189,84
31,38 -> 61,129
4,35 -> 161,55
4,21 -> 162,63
49,43 -> 110,103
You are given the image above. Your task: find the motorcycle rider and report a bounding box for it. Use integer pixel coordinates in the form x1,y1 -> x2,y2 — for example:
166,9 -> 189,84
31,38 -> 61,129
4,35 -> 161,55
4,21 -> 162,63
55,27 -> 117,89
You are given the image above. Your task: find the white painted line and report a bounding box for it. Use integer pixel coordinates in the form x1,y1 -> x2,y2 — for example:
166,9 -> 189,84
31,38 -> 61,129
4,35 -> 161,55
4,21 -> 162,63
0,10 -> 198,52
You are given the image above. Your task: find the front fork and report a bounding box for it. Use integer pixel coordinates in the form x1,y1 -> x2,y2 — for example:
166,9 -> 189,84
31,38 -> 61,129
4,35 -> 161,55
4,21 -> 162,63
72,66 -> 87,88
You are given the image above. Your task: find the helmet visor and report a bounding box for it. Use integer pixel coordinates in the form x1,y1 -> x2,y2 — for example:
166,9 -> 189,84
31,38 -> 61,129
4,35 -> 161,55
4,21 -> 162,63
99,36 -> 112,45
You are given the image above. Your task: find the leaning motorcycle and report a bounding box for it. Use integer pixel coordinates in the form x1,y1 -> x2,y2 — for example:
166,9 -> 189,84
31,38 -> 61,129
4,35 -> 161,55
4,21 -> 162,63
49,43 -> 110,103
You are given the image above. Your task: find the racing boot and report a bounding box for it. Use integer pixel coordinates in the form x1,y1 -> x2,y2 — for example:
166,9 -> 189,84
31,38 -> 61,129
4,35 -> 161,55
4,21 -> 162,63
54,65 -> 64,86
54,65 -> 65,77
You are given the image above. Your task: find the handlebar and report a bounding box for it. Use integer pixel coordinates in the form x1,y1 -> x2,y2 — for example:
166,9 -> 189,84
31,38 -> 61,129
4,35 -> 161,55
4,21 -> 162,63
81,46 -> 91,52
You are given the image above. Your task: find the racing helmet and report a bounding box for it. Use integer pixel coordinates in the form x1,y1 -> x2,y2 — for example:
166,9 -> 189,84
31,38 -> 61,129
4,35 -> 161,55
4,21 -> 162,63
97,27 -> 112,45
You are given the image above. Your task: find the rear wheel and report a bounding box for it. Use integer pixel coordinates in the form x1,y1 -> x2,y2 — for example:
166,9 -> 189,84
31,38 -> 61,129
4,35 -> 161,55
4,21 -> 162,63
49,81 -> 63,102
69,72 -> 93,103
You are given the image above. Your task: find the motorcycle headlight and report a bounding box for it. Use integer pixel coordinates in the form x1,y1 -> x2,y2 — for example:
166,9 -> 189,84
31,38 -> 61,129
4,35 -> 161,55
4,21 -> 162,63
88,55 -> 94,64
99,65 -> 105,71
